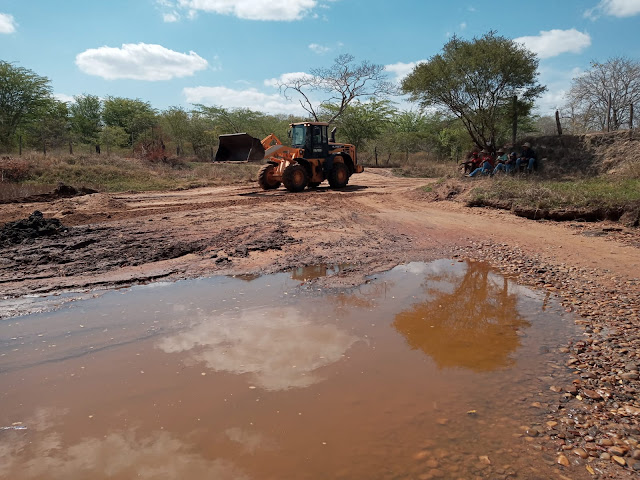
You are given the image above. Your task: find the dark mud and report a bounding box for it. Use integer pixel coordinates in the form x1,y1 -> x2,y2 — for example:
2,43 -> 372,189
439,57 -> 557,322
0,211 -> 68,246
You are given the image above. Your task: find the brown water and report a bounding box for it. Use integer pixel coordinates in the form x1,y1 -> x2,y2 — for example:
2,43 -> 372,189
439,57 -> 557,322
0,260 -> 584,480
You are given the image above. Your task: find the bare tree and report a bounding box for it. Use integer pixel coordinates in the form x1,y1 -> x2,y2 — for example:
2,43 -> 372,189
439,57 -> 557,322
565,57 -> 640,132
278,54 -> 395,124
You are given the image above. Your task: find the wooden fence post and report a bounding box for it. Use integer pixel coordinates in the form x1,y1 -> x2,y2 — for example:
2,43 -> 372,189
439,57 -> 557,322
606,93 -> 612,132
555,110 -> 563,136
19,135 -> 22,156
512,95 -> 518,146
69,142 -> 73,155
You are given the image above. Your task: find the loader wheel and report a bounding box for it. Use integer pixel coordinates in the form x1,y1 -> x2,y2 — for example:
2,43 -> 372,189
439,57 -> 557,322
282,164 -> 309,192
328,162 -> 349,189
258,164 -> 280,190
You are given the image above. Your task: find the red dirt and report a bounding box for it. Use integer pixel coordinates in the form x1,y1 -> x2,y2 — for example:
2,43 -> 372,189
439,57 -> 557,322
1,170 -> 638,308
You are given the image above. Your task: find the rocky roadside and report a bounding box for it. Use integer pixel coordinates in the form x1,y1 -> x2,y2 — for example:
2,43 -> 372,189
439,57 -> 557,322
454,240 -> 640,478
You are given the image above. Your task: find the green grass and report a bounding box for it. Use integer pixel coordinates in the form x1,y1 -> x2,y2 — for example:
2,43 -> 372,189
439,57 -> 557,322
470,177 -> 640,210
16,152 -> 260,192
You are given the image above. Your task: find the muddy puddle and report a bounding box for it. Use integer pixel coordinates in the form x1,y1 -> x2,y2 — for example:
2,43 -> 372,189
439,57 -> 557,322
0,260 -> 583,480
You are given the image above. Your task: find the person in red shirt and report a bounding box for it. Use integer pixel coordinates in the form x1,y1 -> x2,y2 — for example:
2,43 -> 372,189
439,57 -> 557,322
467,149 -> 494,177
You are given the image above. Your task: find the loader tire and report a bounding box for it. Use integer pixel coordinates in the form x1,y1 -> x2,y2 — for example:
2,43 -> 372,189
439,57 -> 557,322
328,162 -> 349,189
282,164 -> 309,193
258,164 -> 280,190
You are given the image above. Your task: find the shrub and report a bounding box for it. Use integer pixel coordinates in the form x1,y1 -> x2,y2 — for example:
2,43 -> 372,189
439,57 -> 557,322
0,156 -> 31,181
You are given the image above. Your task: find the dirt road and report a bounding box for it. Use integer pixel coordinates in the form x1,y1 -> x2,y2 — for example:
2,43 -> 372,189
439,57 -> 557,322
1,170 -> 639,312
2,170 -> 640,476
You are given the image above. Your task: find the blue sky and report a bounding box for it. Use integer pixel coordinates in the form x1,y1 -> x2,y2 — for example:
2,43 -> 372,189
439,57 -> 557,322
1,0 -> 640,116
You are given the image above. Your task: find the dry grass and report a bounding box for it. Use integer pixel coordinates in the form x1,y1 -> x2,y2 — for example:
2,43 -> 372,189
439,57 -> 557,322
10,151 -> 259,192
469,177 -> 640,210
390,152 -> 459,178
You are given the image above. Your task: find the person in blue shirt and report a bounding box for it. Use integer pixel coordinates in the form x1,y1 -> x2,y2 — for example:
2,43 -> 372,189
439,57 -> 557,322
515,142 -> 537,173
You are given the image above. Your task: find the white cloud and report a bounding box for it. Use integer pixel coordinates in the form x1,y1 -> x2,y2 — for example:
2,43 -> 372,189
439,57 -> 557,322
183,85 -> 306,114
585,0 -> 640,18
384,60 -> 427,83
75,43 -> 208,81
309,43 -> 330,54
459,22 -> 467,30
514,29 -> 591,59
263,71 -> 315,88
177,0 -> 317,21
0,13 -> 17,34
163,11 -> 181,22
54,93 -> 75,104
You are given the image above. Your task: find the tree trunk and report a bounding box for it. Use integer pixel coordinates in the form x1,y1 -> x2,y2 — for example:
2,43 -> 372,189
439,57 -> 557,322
555,110 -> 563,136
374,146 -> 378,167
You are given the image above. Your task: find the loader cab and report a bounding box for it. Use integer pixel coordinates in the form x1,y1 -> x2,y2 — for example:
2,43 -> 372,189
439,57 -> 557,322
290,122 -> 329,159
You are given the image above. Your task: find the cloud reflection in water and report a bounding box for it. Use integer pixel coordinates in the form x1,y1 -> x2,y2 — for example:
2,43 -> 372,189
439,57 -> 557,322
0,409 -> 247,480
157,307 -> 359,391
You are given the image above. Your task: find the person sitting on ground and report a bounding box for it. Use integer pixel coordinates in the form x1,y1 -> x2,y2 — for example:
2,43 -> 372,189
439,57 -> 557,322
515,142 -> 537,173
461,151 -> 479,174
467,149 -> 494,177
491,148 -> 510,175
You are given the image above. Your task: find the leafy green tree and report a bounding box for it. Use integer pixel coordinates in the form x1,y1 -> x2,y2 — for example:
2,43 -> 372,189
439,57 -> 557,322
160,106 -> 191,155
0,61 -> 53,151
26,98 -> 70,153
324,99 -> 395,151
401,31 -> 546,150
193,105 -> 268,135
100,126 -> 129,155
69,94 -> 102,147
187,113 -> 216,159
103,97 -> 157,146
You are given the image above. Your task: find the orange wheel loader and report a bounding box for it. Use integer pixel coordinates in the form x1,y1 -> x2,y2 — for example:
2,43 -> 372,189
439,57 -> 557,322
215,122 -> 364,192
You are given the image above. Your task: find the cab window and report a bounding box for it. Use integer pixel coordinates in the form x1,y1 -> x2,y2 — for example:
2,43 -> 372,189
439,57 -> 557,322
291,125 -> 306,147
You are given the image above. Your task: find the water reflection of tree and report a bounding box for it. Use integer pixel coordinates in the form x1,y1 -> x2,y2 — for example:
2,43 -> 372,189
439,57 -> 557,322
393,261 -> 530,371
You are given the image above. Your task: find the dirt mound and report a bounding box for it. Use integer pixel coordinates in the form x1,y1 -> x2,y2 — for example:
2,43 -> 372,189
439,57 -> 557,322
0,211 -> 68,245
1,183 -> 98,204
521,131 -> 640,177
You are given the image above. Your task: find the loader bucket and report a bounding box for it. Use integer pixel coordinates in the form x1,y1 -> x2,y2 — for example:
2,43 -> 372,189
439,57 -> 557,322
214,133 -> 265,162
